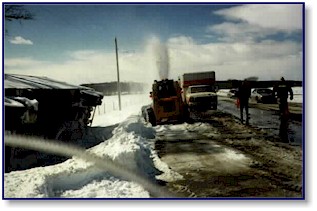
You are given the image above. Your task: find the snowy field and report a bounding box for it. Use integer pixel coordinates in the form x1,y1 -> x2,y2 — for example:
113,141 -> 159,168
92,94 -> 151,127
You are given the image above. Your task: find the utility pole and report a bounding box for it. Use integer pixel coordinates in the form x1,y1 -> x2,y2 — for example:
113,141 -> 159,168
115,37 -> 122,111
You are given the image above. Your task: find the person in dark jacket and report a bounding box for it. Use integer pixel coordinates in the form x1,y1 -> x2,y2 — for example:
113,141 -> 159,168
237,80 -> 251,125
273,77 -> 293,116
273,77 -> 293,142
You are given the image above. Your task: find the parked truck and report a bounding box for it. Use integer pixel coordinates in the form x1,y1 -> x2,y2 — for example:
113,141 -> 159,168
180,71 -> 218,110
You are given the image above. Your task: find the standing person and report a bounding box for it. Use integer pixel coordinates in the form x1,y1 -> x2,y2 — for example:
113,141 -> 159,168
237,80 -> 251,125
273,77 -> 294,116
273,77 -> 293,141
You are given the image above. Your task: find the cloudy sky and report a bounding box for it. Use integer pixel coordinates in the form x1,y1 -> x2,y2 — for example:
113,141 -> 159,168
4,3 -> 303,85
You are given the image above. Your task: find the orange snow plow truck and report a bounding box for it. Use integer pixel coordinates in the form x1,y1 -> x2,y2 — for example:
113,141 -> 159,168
142,79 -> 189,126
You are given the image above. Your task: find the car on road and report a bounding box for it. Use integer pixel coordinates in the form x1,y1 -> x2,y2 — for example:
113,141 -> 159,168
251,88 -> 276,103
227,88 -> 238,98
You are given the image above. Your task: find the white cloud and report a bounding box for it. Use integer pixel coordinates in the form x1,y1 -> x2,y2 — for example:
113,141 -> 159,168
214,4 -> 302,32
9,36 -> 33,45
209,4 -> 302,42
168,36 -> 195,46
4,39 -> 161,85
166,36 -> 302,81
67,50 -> 102,60
4,57 -> 43,68
4,35 -> 302,85
207,22 -> 275,42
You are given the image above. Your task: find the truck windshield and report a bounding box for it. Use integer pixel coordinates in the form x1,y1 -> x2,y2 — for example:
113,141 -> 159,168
190,86 -> 213,93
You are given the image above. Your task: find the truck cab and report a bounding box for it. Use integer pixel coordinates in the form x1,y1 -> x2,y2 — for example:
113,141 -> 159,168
142,79 -> 188,126
186,85 -> 218,110
180,71 -> 218,111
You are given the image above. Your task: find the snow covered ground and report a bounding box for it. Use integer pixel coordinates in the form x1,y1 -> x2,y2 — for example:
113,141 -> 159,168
2,88 -> 304,199
4,94 -> 182,198
92,94 -> 151,126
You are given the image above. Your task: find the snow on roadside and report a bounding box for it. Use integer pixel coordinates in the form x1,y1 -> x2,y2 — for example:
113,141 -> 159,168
4,94 -> 181,198
4,117 -> 148,198
91,94 -> 151,127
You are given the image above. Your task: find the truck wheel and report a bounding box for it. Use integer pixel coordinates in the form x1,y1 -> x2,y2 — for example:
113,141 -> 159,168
213,105 -> 217,110
141,106 -> 147,120
182,105 -> 191,123
147,108 -> 157,126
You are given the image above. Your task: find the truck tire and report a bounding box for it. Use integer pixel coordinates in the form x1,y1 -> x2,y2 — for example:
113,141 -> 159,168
146,108 -> 157,126
213,104 -> 217,110
182,105 -> 191,123
255,96 -> 260,103
141,106 -> 147,120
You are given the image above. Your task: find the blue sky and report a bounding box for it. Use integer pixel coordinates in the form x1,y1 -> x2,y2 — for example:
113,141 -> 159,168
4,3 -> 303,85
5,4 -> 233,61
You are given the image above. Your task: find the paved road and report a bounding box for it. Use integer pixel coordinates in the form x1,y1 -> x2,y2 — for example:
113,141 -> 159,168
217,99 -> 303,145
155,112 -> 303,198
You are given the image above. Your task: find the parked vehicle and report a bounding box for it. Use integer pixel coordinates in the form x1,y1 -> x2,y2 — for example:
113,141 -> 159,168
251,88 -> 276,103
227,88 -> 238,98
185,85 -> 217,110
180,71 -> 218,110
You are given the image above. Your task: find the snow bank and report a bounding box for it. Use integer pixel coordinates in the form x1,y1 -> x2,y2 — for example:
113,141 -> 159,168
89,115 -> 159,180
4,117 -> 152,198
4,96 -> 180,198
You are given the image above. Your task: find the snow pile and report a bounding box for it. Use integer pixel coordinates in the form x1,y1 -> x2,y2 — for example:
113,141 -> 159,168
89,115 -> 159,180
4,94 -> 181,198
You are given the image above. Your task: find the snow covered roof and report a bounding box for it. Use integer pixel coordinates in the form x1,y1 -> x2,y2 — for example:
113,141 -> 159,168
4,74 -> 92,90
4,97 -> 25,108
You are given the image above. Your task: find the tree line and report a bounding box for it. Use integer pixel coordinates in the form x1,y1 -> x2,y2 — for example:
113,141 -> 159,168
81,82 -> 147,96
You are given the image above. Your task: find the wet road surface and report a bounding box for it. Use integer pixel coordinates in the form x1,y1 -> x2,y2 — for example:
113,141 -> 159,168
155,112 -> 303,198
217,100 -> 303,145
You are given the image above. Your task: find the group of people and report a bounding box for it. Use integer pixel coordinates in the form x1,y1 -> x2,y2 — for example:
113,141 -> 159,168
236,77 -> 293,140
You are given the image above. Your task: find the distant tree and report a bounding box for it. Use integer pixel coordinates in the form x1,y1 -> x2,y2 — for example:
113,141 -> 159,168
5,5 -> 34,34
245,76 -> 258,81
5,5 -> 34,21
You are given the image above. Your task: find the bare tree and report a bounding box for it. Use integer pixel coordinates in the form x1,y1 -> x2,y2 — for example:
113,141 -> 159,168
5,5 -> 34,21
245,76 -> 259,81
4,5 -> 34,35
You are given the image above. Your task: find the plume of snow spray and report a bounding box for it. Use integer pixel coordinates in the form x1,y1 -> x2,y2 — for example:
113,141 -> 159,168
150,37 -> 170,80
5,135 -> 173,198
